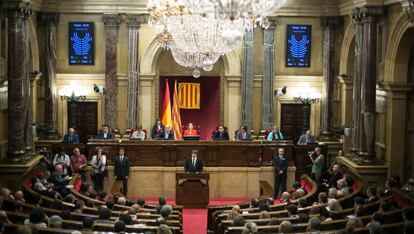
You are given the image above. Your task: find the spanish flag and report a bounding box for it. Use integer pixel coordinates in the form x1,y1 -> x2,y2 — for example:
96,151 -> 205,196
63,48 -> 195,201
172,81 -> 183,140
161,80 -> 172,128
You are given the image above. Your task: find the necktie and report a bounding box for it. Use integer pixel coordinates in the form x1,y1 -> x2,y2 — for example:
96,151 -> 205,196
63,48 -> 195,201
69,136 -> 72,142
193,159 -> 195,167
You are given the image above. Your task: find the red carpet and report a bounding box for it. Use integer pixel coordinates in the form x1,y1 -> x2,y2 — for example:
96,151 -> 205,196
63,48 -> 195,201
141,197 -> 249,234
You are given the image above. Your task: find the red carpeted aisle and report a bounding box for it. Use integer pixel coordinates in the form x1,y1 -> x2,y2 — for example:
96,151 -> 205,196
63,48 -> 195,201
144,198 -> 249,234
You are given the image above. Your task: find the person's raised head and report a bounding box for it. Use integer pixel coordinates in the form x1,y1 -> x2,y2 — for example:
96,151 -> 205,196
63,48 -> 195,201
278,147 -> 285,156
119,213 -> 133,225
188,123 -> 193,130
191,150 -> 198,158
305,130 -> 311,135
315,147 -> 321,154
273,126 -> 280,132
165,125 -> 171,132
82,216 -> 94,229
156,118 -> 161,125
68,128 -> 75,135
279,220 -> 292,233
55,164 -> 63,173
286,204 -> 298,216
29,207 -> 45,224
158,196 -> 167,206
48,215 -> 63,228
137,198 -> 145,206
98,207 -> 112,220
119,147 -> 125,156
160,205 -> 172,219
102,124 -> 109,133
73,147 -> 80,156
218,125 -> 224,132
137,124 -> 143,131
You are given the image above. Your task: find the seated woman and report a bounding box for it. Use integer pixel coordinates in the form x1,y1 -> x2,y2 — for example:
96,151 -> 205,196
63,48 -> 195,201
267,126 -> 284,140
131,125 -> 146,140
236,125 -> 252,140
183,123 -> 198,136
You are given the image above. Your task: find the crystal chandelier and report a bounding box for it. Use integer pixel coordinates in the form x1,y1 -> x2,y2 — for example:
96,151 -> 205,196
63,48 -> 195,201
167,14 -> 244,54
170,43 -> 221,78
181,0 -> 287,31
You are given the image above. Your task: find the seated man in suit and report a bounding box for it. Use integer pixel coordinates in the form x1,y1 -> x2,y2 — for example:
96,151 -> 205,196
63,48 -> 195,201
184,150 -> 203,173
213,125 -> 229,140
62,127 -> 79,143
183,123 -> 198,136
151,118 -> 164,139
97,124 -> 115,139
236,125 -> 252,140
297,130 -> 318,145
50,164 -> 71,197
267,126 -> 284,141
131,124 -> 146,140
159,125 -> 174,140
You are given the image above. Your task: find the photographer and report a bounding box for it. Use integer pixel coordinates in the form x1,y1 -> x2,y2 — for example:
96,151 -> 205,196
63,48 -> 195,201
309,147 -> 325,183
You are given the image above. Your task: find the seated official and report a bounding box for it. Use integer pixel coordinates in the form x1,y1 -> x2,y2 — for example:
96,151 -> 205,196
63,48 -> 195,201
213,125 -> 229,140
183,122 -> 198,136
159,125 -> 174,140
185,150 -> 203,173
62,127 -> 79,143
96,124 -> 115,139
151,118 -> 164,139
267,126 -> 284,141
297,129 -> 318,145
131,124 -> 146,140
236,125 -> 252,140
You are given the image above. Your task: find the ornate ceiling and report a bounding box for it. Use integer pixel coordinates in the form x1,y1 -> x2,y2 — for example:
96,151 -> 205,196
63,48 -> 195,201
28,0 -> 402,15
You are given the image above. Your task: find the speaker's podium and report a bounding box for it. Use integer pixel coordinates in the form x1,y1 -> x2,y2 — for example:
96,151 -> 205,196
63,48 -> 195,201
175,172 -> 209,208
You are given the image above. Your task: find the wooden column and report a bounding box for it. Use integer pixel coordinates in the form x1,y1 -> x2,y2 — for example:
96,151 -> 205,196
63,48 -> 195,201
102,14 -> 122,129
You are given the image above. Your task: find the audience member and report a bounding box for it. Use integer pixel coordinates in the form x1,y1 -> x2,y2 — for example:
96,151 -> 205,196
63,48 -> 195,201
307,217 -> 321,233
59,210 -> 71,220
232,216 -> 246,227
94,207 -> 114,225
249,198 -> 259,208
280,192 -> 291,203
157,224 -> 173,234
50,164 -> 71,197
48,215 -> 63,228
328,199 -> 343,212
157,196 -> 167,213
137,198 -> 146,206
160,205 -> 173,219
114,220 -> 126,233
120,213 -> 133,225
241,222 -> 258,234
73,199 -> 84,213
367,221 -> 382,234
328,188 -> 337,199
14,190 -> 25,203
286,204 -> 299,218
319,206 -> 332,222
70,147 -> 87,173
337,179 -> 349,197
24,207 -> 47,228
53,147 -> 70,175
259,210 -> 270,219
326,164 -> 342,188
365,186 -> 378,204
344,217 -> 364,233
82,216 -> 94,230
279,220 -> 292,233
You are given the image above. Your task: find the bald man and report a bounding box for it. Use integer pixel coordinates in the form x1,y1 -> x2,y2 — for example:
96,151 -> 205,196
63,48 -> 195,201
63,128 -> 79,143
50,165 -> 71,197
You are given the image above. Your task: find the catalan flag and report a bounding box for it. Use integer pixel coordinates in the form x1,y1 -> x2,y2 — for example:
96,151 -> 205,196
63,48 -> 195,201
172,81 -> 183,140
161,80 -> 172,128
178,82 -> 200,109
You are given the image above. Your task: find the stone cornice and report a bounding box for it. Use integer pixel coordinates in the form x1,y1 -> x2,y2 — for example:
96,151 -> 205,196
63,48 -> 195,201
321,16 -> 342,29
351,6 -> 383,24
41,12 -> 59,24
2,1 -> 34,19
102,13 -> 122,27
125,14 -> 147,28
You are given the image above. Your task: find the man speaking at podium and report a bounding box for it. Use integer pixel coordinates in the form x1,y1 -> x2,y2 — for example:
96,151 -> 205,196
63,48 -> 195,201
185,150 -> 203,173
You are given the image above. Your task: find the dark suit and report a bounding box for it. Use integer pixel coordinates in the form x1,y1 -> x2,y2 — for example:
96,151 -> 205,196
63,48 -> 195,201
97,131 -> 114,139
114,155 -> 130,195
236,131 -> 252,140
213,131 -> 229,140
273,155 -> 289,198
326,172 -> 342,188
159,131 -> 174,140
151,124 -> 164,139
184,157 -> 203,173
50,172 -> 68,197
62,134 -> 79,143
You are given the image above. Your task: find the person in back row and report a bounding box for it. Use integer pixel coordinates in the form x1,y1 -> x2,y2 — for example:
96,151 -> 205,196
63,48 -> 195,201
297,129 -> 318,145
236,125 -> 252,140
267,126 -> 284,141
97,124 -> 114,139
62,127 -> 79,143
213,125 -> 229,140
131,124 -> 146,140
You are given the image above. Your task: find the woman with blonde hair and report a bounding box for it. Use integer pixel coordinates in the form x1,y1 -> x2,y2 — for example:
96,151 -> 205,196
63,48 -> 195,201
279,221 -> 292,233
328,198 -> 343,212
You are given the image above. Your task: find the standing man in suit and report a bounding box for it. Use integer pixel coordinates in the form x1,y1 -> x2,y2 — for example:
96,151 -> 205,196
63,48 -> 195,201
184,150 -> 203,173
213,125 -> 229,140
297,130 -> 318,145
62,128 -> 79,143
274,148 -> 289,198
151,118 -> 164,139
97,124 -> 115,139
114,147 -> 130,196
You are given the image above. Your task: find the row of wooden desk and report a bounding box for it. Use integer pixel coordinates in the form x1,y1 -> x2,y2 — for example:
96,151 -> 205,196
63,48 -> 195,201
36,139 -> 327,179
